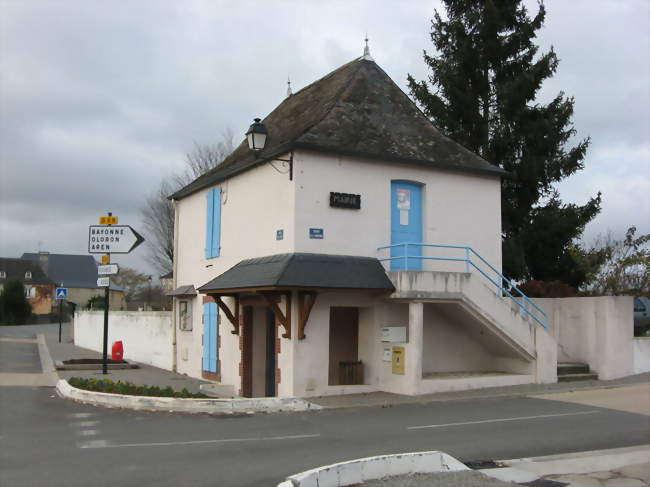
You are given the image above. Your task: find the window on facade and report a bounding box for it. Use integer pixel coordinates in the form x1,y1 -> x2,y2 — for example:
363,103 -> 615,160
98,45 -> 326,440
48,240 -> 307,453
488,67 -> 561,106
24,286 -> 35,298
179,300 -> 192,331
25,271 -> 32,279
0,271 -> 5,278
205,187 -> 222,259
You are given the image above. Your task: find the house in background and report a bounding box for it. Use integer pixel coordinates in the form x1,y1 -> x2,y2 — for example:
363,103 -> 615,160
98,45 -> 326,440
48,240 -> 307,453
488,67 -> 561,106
0,257 -> 55,314
21,252 -> 125,310
168,49 -> 556,398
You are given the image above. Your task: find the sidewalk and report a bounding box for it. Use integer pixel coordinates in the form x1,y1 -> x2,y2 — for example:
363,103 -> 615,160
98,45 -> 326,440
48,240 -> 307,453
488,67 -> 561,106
41,324 -> 209,394
41,322 -> 650,409
308,372 -> 650,409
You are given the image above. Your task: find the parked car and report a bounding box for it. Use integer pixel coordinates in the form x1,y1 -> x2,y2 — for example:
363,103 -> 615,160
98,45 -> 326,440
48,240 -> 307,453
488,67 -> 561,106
634,296 -> 650,336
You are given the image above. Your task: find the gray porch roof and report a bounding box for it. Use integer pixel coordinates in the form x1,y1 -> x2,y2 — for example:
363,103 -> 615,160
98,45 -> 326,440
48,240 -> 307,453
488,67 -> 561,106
198,253 -> 395,292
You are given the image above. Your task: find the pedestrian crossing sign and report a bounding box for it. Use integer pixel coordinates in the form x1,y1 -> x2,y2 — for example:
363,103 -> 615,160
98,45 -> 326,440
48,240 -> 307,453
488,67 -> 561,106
55,288 -> 68,300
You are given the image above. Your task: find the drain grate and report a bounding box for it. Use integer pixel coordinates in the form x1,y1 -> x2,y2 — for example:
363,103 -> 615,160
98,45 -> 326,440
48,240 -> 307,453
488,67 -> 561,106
464,459 -> 502,469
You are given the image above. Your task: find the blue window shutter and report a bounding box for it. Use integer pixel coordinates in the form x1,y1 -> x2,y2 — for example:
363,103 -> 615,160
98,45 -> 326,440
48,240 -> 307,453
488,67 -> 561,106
205,189 -> 214,259
209,302 -> 218,372
211,188 -> 222,257
202,303 -> 210,371
215,304 -> 220,371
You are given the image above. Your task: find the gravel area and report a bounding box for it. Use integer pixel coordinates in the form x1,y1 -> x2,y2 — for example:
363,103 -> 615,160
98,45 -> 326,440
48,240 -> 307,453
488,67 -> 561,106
361,471 -> 519,486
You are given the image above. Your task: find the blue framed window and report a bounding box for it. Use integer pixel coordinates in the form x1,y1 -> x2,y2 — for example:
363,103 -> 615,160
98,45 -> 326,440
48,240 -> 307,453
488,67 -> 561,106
205,187 -> 222,259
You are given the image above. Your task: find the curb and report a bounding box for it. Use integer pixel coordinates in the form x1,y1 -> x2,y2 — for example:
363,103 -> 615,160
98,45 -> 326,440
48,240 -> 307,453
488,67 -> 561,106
36,333 -> 59,387
55,379 -> 323,414
481,444 -> 650,484
277,451 -> 469,487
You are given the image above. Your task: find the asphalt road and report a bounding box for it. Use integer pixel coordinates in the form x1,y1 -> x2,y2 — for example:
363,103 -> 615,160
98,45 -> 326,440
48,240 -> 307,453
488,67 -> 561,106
1,326 -> 649,487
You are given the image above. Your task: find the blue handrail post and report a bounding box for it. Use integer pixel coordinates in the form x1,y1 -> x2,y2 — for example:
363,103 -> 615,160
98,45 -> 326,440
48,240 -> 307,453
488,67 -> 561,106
465,247 -> 470,273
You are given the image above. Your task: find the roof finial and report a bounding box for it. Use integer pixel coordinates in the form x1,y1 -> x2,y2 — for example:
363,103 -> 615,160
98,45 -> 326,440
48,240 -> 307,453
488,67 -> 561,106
286,76 -> 292,97
363,33 -> 373,61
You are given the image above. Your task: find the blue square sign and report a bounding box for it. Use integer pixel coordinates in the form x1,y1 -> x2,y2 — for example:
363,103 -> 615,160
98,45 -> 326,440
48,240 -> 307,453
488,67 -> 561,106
55,288 -> 68,300
309,228 -> 324,239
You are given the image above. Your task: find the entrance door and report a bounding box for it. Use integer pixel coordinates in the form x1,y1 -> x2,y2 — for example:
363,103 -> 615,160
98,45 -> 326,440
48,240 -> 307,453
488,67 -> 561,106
265,310 -> 276,397
328,307 -> 360,385
202,302 -> 218,374
390,181 -> 423,270
241,306 -> 253,397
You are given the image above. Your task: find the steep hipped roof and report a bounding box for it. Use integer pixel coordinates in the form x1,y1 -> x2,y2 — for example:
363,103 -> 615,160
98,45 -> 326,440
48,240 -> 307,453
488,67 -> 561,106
171,57 -> 505,200
0,258 -> 54,286
198,253 -> 395,292
21,253 -> 120,290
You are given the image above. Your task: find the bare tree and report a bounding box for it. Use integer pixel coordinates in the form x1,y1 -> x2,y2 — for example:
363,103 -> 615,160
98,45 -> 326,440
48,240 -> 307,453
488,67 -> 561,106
583,226 -> 650,295
142,129 -> 234,274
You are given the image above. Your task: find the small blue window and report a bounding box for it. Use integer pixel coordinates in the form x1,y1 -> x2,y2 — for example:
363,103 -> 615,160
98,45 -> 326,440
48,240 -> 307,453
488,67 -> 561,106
205,188 -> 222,259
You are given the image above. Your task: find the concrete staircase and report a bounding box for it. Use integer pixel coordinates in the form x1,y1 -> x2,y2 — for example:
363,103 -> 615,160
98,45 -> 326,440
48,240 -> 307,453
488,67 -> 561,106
557,362 -> 598,382
387,270 -> 544,360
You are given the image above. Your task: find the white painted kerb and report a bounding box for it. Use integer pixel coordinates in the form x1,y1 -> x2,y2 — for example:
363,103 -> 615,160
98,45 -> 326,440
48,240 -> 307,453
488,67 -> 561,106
279,450 -> 469,487
56,380 -> 322,414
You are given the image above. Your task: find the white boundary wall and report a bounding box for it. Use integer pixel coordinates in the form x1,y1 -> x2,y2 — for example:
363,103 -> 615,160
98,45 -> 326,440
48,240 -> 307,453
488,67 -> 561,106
74,310 -> 173,370
634,338 -> 650,374
536,296 -> 635,380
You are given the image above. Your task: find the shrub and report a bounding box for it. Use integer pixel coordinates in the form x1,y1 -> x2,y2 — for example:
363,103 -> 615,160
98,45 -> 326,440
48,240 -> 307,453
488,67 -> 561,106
67,377 -> 207,398
519,280 -> 577,298
0,280 -> 32,324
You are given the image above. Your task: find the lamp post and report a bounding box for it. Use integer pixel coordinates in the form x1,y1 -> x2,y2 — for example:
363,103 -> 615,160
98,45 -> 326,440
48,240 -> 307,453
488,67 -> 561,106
245,118 -> 293,180
245,118 -> 267,154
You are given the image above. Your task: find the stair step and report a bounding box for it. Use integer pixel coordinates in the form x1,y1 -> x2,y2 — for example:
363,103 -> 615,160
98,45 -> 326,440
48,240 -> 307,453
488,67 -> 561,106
557,373 -> 599,382
557,362 -> 591,375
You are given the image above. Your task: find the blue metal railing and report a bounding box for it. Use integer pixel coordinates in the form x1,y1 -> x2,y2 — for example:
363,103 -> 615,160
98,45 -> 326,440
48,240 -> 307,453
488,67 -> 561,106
377,243 -> 548,330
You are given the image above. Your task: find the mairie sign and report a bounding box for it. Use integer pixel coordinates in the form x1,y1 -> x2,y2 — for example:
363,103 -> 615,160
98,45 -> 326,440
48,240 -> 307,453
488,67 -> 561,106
88,225 -> 144,254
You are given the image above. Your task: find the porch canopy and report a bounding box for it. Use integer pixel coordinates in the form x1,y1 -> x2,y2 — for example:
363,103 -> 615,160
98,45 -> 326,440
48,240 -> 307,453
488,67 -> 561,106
198,253 -> 394,339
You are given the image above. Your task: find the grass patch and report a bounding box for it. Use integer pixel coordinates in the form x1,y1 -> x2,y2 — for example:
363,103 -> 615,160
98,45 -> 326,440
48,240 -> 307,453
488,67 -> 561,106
68,377 -> 207,398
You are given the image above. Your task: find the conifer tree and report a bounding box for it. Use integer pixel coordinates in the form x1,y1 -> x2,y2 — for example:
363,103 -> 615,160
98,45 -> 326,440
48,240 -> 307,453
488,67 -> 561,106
408,0 -> 601,286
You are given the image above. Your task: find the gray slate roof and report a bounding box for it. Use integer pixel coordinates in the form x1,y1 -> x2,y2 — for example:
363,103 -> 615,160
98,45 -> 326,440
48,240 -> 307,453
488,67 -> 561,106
198,253 -> 395,292
167,285 -> 196,297
0,258 -> 54,286
171,57 -> 505,200
21,253 -> 121,290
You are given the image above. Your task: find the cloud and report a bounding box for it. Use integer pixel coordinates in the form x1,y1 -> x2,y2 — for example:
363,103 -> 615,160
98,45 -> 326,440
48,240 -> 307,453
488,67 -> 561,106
0,0 -> 648,276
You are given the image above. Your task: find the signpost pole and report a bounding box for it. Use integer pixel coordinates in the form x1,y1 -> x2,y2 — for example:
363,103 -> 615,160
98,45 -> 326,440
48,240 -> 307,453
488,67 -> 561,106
58,298 -> 62,343
102,279 -> 110,374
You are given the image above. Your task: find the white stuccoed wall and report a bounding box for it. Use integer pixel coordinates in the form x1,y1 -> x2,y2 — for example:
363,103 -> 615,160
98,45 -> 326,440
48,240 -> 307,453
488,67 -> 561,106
172,149 -> 505,394
294,151 -> 503,271
537,296 -> 635,380
173,158 -> 296,382
74,311 -> 173,370
633,338 -> 650,374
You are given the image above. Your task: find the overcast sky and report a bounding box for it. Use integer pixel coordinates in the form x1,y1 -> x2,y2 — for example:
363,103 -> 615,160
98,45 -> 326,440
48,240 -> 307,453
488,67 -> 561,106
1,0 -> 648,277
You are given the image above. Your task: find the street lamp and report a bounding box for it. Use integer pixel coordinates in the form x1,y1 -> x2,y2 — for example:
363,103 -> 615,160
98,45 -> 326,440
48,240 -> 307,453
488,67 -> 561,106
245,117 -> 293,180
245,118 -> 268,153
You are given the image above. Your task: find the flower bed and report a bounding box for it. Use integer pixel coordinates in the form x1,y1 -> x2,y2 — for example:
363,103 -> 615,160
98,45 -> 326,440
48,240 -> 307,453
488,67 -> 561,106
67,377 -> 207,398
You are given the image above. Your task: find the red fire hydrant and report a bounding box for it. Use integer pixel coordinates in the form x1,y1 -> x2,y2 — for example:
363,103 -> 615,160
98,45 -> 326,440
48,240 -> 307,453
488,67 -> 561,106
111,341 -> 124,361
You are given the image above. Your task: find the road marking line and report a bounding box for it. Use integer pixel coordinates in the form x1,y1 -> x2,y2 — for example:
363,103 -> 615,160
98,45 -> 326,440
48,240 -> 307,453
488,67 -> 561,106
72,421 -> 99,428
78,433 -> 321,449
76,429 -> 99,436
78,440 -> 108,448
68,413 -> 95,419
407,410 -> 601,430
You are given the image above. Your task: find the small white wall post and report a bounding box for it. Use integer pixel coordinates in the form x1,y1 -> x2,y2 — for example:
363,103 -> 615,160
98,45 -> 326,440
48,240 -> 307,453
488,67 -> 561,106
407,302 -> 424,394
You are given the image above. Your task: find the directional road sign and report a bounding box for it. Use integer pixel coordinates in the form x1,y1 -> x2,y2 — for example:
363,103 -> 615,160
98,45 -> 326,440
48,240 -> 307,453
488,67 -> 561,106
97,277 -> 110,287
55,288 -> 68,300
97,264 -> 119,275
88,225 -> 145,254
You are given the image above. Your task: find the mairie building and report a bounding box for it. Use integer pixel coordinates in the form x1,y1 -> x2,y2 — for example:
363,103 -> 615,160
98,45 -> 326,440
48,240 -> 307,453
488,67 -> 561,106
168,50 -> 556,398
